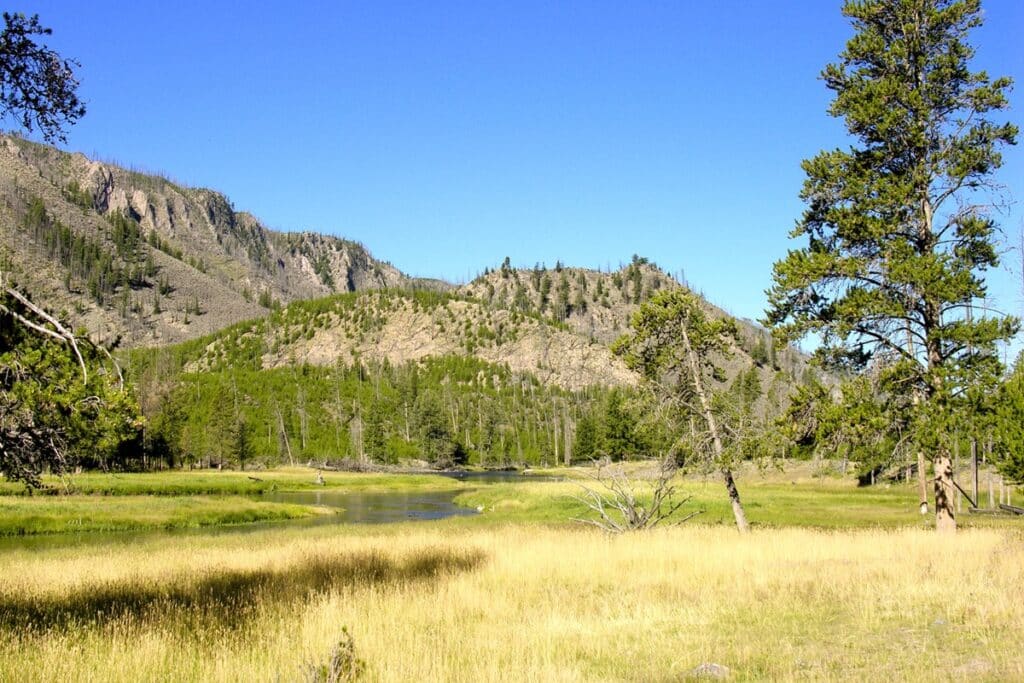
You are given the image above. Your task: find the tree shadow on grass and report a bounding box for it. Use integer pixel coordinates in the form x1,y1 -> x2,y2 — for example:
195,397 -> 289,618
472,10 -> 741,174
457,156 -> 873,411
0,547 -> 485,634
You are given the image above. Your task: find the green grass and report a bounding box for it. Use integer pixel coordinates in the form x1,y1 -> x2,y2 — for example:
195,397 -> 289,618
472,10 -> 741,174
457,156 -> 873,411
2,463 -> 1019,537
455,466 -> 1023,531
0,468 -> 481,537
0,495 -> 325,536
0,467 -> 472,497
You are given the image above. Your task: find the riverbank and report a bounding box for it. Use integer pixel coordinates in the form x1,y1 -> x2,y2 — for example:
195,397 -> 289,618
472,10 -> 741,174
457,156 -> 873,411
0,467 -> 479,497
0,468 -> 477,537
1,464 -> 1020,537
0,494 -> 326,537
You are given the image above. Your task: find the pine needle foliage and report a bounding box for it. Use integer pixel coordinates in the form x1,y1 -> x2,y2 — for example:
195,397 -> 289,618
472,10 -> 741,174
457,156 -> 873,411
766,0 -> 1018,529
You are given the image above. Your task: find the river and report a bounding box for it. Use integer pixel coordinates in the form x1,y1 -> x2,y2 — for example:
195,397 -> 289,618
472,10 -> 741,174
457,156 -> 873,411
0,470 -> 559,550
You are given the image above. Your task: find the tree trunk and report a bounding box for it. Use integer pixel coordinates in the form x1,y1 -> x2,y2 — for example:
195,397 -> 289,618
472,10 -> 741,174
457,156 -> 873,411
275,406 -> 293,466
680,325 -> 749,533
721,466 -> 749,534
971,438 -> 978,509
552,411 -> 559,466
934,449 -> 956,533
563,404 -> 572,466
917,450 -> 929,514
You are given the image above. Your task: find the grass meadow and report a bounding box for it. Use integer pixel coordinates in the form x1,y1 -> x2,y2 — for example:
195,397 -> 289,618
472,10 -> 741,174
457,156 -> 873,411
1,523 -> 1022,681
0,465 -> 1022,681
0,494 -> 323,536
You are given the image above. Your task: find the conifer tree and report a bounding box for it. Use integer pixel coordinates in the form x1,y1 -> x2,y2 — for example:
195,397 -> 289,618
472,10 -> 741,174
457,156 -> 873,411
1,289 -> 141,486
992,353 -> 1024,483
614,289 -> 750,533
0,12 -> 85,142
767,0 -> 1017,532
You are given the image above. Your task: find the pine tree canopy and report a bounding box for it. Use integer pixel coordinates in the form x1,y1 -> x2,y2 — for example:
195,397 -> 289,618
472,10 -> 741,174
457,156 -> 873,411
766,0 -> 1017,407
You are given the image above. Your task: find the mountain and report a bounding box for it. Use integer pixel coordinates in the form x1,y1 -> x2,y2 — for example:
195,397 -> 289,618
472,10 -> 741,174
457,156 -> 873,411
178,289 -> 637,392
0,137 -> 827,468
1,136 -> 814,399
0,134 -> 425,347
456,257 -> 813,386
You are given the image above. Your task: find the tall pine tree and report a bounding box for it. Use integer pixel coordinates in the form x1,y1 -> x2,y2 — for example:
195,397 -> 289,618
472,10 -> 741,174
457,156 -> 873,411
766,0 -> 1017,532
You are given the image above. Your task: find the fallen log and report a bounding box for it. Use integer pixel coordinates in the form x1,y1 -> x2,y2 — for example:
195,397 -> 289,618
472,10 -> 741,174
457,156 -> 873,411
967,507 -> 1012,516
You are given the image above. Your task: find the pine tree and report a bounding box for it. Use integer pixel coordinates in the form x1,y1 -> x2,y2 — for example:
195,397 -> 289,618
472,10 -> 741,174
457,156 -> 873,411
364,399 -> 388,462
766,0 -> 1017,532
992,354 -> 1024,483
538,274 -> 552,312
228,416 -> 253,471
0,12 -> 85,142
573,411 -> 603,460
614,289 -> 750,533
415,393 -> 454,468
1,290 -> 141,486
603,389 -> 638,461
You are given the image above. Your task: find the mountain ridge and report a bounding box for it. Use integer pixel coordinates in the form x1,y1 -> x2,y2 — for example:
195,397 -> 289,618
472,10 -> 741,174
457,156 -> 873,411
0,134 -> 421,346
1,136 -> 812,395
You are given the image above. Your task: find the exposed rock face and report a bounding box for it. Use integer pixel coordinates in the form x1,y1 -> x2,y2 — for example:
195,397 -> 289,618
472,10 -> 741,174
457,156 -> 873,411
284,299 -> 638,391
189,292 -> 638,391
83,162 -> 114,212
0,135 -> 413,346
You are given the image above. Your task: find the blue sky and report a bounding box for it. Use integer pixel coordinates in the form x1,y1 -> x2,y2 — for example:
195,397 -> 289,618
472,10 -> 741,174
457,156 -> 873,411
11,1 -> 1024,339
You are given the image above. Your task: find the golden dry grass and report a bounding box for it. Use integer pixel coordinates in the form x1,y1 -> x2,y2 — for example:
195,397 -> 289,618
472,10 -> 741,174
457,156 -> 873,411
1,522 -> 1022,682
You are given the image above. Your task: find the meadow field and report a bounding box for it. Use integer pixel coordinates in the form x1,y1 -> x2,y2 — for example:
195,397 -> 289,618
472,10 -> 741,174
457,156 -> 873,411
1,466 -> 1022,681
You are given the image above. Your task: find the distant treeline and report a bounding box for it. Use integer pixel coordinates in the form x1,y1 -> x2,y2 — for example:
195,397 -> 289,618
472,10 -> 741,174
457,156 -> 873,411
132,353 -> 650,469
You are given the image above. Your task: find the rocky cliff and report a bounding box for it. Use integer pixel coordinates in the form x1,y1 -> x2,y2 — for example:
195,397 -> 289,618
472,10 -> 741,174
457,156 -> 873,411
0,135 -> 414,346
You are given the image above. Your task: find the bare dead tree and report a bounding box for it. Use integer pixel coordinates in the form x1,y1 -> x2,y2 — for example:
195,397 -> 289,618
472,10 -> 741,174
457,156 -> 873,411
571,457 -> 702,533
0,283 -> 88,381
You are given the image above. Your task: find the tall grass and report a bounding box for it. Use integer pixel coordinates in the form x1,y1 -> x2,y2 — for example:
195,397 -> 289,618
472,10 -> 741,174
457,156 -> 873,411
1,523 -> 1021,681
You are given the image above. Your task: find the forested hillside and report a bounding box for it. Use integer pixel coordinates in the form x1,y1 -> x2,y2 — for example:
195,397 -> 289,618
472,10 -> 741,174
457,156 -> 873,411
0,136 -> 822,472
125,286 -> 810,470
459,256 -> 813,382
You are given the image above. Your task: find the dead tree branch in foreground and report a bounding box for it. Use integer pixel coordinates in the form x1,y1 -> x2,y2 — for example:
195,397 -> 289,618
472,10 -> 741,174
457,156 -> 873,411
572,458 -> 702,533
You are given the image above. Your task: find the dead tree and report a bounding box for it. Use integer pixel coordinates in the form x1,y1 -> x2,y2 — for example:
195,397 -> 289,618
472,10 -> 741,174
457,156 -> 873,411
572,457 -> 701,533
612,289 -> 751,533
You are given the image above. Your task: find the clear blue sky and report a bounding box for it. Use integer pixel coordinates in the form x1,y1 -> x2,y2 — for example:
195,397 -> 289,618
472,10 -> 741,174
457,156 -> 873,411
12,1 -> 1024,338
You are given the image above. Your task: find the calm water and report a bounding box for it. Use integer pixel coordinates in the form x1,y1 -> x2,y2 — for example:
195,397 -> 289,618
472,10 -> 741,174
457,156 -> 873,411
263,469 -> 560,523
263,469 -> 560,524
261,488 -> 476,524
0,470 -> 561,550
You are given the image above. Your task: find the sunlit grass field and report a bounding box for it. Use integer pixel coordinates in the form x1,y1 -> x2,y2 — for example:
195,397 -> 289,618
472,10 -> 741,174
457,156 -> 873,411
1,522 -> 1022,681
1,465 -> 1021,680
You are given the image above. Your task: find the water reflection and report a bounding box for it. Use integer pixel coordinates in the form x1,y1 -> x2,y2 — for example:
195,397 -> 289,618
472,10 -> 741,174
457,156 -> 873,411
262,489 -> 476,524
0,469 -> 563,550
